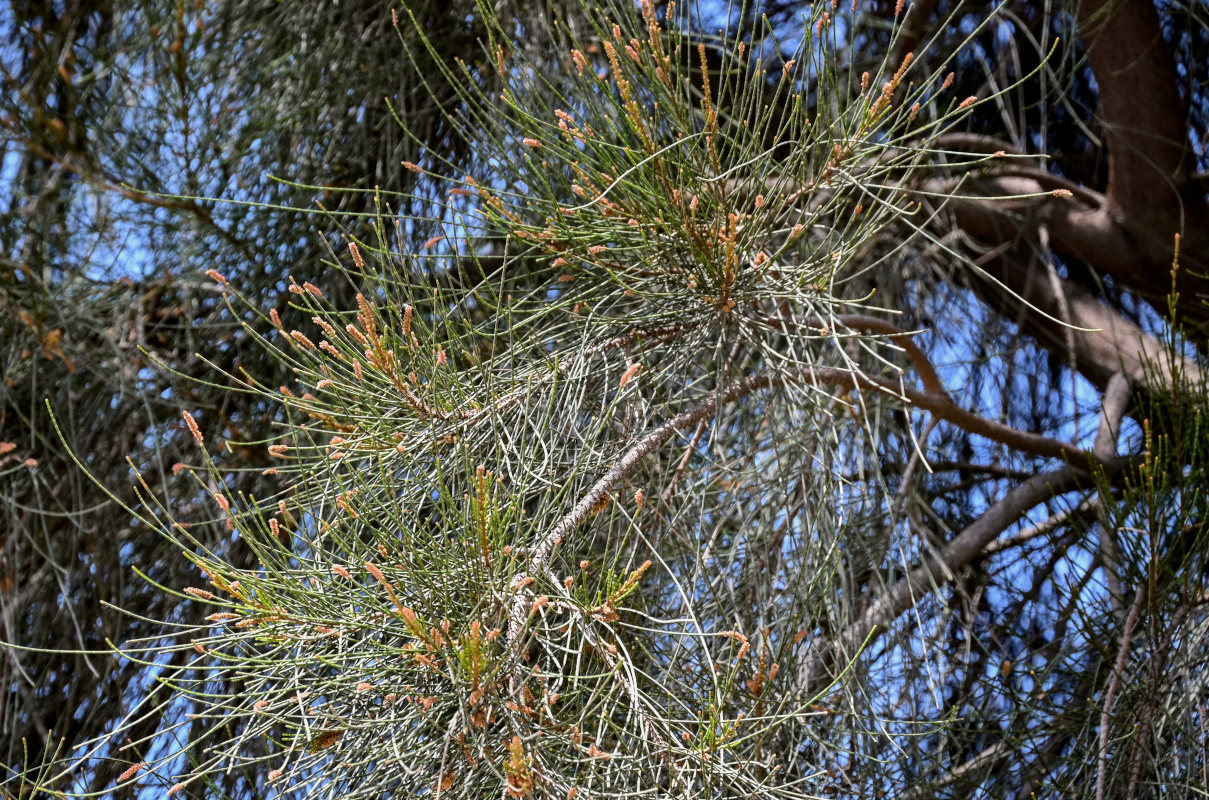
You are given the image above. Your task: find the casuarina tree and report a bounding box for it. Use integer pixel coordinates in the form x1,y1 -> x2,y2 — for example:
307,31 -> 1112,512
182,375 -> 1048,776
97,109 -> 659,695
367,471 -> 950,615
5,0 -> 1209,798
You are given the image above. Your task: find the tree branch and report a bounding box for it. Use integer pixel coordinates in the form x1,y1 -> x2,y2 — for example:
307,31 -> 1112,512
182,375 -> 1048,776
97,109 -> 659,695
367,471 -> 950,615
1094,372 -> 1131,617
953,223 -> 1201,392
931,0 -> 1209,335
798,464 -> 1088,693
1076,0 -> 1193,221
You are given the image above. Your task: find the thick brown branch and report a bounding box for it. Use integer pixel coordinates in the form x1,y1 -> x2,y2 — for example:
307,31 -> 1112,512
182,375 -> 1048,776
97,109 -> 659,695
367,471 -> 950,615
1073,0 -> 1209,319
967,237 -> 1200,392
942,175 -> 1137,286
932,150 -> 1209,341
819,367 -> 1099,469
893,0 -> 942,67
937,173 -> 1208,379
1076,0 -> 1193,219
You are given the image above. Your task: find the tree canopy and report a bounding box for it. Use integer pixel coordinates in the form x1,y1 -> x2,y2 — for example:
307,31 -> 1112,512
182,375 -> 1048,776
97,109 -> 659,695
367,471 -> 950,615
2,0 -> 1209,797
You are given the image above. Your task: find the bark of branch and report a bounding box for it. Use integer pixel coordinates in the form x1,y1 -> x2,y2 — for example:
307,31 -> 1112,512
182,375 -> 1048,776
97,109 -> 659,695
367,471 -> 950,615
798,464 -> 1088,694
939,172 -> 1204,297
1076,0 -> 1209,322
1076,0 -> 1194,221
945,195 -> 1202,392
1094,373 -> 1131,617
794,367 -> 1141,696
818,366 -> 1101,469
893,0 -> 942,66
935,0 -> 1209,338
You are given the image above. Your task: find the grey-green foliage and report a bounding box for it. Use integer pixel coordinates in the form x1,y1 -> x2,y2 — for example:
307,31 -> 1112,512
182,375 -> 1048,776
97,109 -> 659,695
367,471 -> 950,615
42,1 -> 1048,797
0,0 -> 562,793
13,0 -> 1209,798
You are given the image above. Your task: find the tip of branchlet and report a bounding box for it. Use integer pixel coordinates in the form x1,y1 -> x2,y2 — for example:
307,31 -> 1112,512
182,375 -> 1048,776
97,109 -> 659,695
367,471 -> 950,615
117,762 -> 146,783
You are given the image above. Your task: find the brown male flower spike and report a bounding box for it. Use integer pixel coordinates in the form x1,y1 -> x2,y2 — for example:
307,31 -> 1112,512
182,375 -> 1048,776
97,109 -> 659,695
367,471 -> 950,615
182,411 -> 204,446
116,762 -> 146,783
619,362 -> 641,387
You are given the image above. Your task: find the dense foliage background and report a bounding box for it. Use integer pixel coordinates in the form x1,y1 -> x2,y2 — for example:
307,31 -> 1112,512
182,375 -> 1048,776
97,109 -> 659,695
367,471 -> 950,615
2,0 -> 1208,797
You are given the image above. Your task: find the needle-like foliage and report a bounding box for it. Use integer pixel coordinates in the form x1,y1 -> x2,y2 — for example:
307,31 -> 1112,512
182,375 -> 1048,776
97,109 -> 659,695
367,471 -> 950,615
9,0 -> 1209,798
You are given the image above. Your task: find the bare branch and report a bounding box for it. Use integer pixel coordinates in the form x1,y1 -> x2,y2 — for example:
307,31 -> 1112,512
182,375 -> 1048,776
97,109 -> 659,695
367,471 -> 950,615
1094,372 -> 1131,616
1076,0 -> 1195,219
961,237 -> 1201,392
799,465 -> 1088,693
